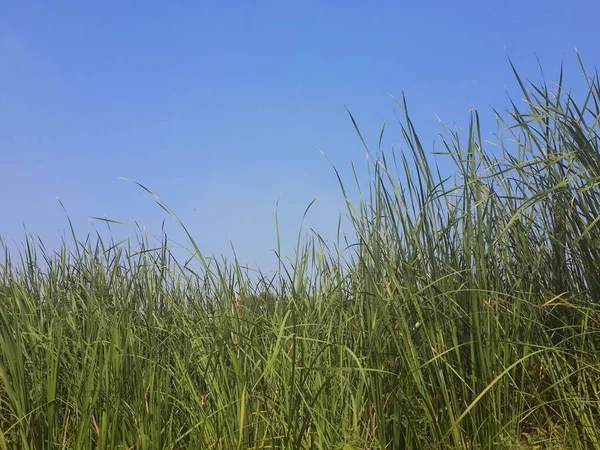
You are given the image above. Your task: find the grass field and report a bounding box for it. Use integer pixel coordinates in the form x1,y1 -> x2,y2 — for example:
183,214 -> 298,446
1,58 -> 600,449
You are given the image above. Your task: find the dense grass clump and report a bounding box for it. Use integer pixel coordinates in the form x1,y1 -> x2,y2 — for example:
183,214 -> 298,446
2,59 -> 600,449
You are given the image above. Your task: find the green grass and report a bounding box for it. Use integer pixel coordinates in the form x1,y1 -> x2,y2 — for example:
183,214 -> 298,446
1,56 -> 600,449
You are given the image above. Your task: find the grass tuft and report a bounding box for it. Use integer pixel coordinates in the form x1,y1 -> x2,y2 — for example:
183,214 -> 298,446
1,57 -> 600,449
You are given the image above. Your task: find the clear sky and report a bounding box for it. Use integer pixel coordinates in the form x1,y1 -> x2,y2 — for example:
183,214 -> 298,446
1,0 -> 599,271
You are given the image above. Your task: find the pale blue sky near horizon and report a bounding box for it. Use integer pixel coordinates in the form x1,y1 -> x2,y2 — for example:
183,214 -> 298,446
1,1 -> 599,271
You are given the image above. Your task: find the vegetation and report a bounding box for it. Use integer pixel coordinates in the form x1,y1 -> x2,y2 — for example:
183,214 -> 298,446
1,57 -> 600,449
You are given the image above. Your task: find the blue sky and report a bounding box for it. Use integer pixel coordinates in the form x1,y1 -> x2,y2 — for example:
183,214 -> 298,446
1,0 -> 599,271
